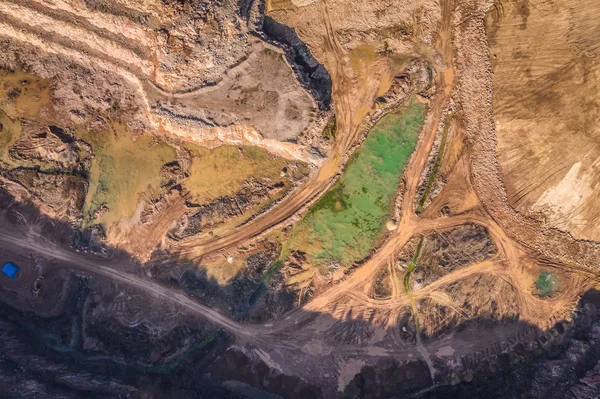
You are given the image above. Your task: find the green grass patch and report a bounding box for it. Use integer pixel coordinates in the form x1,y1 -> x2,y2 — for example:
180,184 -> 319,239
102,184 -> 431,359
284,100 -> 426,267
417,112 -> 452,213
535,270 -> 559,297
0,69 -> 52,119
77,123 -> 176,228
322,115 -> 337,141
0,110 -> 21,164
404,235 -> 424,292
184,144 -> 305,203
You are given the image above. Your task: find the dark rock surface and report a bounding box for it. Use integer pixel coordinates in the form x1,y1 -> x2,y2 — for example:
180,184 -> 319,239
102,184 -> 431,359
261,16 -> 332,111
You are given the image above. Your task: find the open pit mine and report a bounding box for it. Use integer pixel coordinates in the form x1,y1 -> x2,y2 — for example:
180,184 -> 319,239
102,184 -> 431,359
0,0 -> 599,398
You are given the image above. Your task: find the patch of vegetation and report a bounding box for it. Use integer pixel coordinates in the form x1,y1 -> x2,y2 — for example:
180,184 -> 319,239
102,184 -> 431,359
263,259 -> 283,283
0,110 -> 21,163
266,0 -> 295,12
417,112 -> 452,213
284,100 -> 426,267
404,235 -> 424,292
77,123 -> 176,228
348,44 -> 377,76
0,69 -> 51,119
535,270 -> 559,297
322,115 -> 336,141
0,69 -> 52,164
184,145 -> 306,203
237,258 -> 284,316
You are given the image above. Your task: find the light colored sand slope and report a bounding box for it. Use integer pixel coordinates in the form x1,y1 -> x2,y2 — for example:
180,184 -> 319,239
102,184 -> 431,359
488,0 -> 600,240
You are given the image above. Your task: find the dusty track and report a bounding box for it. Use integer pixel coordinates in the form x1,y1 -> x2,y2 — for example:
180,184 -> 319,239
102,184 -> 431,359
0,230 -> 262,340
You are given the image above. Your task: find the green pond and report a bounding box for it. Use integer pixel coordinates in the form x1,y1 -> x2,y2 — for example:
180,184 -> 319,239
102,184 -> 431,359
284,100 -> 426,267
536,270 -> 559,297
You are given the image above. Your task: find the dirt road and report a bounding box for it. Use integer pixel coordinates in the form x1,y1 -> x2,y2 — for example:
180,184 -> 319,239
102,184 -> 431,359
0,231 -> 262,341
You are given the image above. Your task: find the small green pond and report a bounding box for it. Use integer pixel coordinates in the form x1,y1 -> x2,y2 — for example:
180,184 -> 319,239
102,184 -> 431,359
536,270 -> 559,297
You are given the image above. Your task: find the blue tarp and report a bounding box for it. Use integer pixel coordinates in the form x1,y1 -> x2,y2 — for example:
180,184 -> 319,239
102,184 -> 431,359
2,262 -> 19,279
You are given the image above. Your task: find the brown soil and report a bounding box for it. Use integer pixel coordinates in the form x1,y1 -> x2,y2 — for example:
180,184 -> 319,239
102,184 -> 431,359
487,0 -> 600,242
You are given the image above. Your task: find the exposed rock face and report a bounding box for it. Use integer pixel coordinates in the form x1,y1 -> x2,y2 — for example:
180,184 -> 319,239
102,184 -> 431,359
262,16 -> 332,111
170,179 -> 281,240
152,39 -> 319,142
0,0 -> 330,150
9,124 -> 92,171
0,121 -> 92,222
83,0 -> 257,91
4,169 -> 87,221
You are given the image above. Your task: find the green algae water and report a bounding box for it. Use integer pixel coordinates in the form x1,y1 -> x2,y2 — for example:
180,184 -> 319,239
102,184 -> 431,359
285,100 -> 426,268
536,270 -> 559,297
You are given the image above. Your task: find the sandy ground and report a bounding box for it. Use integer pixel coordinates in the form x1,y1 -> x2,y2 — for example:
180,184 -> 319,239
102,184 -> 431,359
488,0 -> 600,241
